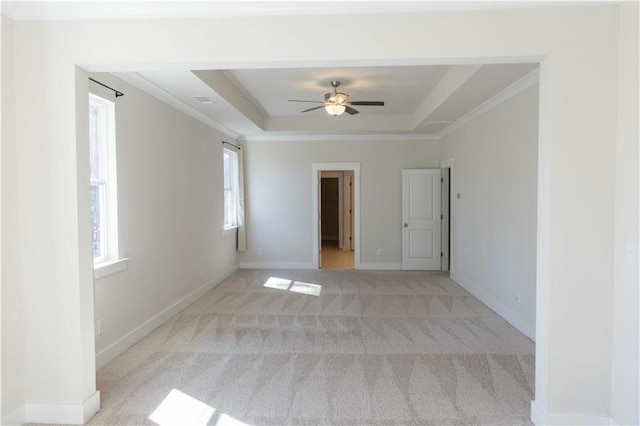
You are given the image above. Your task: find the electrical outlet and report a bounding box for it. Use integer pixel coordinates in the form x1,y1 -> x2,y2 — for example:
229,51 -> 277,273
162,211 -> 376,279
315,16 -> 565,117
516,293 -> 521,303
376,249 -> 382,256
97,318 -> 105,336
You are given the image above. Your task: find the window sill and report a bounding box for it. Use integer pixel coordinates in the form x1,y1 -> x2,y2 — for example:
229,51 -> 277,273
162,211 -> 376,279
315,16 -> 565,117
222,226 -> 238,236
94,258 -> 129,280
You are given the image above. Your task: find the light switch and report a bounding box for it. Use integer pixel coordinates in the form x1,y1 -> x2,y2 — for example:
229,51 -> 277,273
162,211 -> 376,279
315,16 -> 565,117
625,243 -> 639,265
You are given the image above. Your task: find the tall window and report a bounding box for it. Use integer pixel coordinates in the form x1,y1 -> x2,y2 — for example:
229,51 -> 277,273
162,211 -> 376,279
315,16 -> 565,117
89,94 -> 119,264
223,147 -> 239,229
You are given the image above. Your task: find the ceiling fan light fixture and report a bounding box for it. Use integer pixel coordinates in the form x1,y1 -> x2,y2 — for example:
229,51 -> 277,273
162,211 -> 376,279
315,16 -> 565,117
334,92 -> 348,103
325,103 -> 346,116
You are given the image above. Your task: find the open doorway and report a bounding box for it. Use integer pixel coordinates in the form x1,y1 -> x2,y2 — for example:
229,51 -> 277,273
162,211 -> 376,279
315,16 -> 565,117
320,172 -> 354,269
312,162 -> 361,269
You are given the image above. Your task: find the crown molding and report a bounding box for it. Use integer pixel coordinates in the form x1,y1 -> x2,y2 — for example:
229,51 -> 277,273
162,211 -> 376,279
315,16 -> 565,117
239,133 -> 441,143
113,72 -> 241,140
110,66 -> 539,145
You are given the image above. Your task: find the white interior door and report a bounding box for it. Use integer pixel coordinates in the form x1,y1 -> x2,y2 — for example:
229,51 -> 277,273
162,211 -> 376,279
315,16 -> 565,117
402,169 -> 442,270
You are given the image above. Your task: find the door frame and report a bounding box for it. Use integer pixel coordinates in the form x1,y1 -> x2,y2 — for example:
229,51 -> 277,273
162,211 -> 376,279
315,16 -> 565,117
440,158 -> 453,271
312,162 -> 360,269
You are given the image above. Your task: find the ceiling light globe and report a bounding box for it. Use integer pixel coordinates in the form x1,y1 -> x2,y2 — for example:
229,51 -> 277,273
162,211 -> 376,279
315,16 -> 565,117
325,104 -> 346,116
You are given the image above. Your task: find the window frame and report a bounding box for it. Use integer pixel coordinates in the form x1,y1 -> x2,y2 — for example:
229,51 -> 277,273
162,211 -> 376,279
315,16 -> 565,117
89,93 -> 120,266
222,147 -> 239,231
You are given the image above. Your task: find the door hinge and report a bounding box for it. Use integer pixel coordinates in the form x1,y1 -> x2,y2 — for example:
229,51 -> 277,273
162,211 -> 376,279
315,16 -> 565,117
441,252 -> 443,257
349,237 -> 352,240
441,214 -> 443,220
441,177 -> 444,183
349,209 -> 352,214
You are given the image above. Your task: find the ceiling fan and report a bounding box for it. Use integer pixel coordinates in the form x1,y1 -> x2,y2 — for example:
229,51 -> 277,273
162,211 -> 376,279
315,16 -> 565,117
288,80 -> 384,116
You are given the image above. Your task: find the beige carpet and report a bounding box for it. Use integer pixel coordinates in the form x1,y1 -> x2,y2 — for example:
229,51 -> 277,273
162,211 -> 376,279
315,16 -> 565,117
90,269 -> 534,425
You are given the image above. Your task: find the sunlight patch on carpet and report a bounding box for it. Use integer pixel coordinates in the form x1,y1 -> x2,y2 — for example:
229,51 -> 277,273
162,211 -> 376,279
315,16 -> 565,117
264,277 -> 322,296
149,389 -> 215,425
216,413 -> 252,426
290,281 -> 322,296
263,277 -> 292,290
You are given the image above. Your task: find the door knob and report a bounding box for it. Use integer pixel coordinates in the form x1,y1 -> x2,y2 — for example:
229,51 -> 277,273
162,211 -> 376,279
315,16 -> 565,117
403,223 -> 408,227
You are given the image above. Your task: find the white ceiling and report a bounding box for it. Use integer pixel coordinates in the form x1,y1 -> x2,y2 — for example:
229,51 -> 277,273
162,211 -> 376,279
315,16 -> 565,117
115,62 -> 538,140
2,1 -> 542,141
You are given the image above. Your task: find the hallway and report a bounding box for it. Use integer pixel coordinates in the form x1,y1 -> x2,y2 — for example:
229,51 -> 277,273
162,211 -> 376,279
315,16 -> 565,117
321,241 -> 354,269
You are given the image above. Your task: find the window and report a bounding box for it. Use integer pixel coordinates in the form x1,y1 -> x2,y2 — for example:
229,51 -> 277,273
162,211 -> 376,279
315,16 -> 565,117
223,147 -> 239,229
89,94 -> 119,265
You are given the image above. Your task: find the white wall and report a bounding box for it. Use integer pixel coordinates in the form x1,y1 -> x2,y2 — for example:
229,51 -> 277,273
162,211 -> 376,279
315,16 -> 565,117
1,5 -> 628,424
1,14 -> 26,424
239,139 -> 440,269
610,3 -> 639,424
441,84 -> 538,340
89,74 -> 239,367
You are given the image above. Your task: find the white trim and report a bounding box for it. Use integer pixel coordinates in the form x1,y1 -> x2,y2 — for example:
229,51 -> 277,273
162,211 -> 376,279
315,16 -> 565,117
240,133 -> 441,142
440,158 -> 453,168
451,270 -> 535,341
239,261 -> 315,270
2,2 -> 574,22
24,391 -> 100,425
312,162 -> 361,270
358,262 -> 402,270
531,401 -> 616,426
222,225 -> 238,236
439,68 -> 540,139
95,263 -> 239,369
94,257 -> 129,280
2,405 -> 25,426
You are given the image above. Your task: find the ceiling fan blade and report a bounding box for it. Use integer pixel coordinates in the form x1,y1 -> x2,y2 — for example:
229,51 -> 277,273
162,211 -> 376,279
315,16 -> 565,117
345,106 -> 359,115
347,101 -> 385,106
301,105 -> 325,113
289,99 -> 324,103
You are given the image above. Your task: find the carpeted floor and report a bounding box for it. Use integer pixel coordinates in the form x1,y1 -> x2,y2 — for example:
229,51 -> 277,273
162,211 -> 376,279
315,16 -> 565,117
90,269 -> 535,425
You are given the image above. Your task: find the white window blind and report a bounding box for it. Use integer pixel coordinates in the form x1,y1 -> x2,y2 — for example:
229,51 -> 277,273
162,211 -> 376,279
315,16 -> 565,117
89,94 -> 119,264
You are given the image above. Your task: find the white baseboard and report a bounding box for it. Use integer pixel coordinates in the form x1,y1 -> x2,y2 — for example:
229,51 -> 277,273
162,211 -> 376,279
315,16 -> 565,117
2,404 -> 25,425
450,270 -> 535,341
531,400 -> 616,425
95,263 -> 239,369
239,261 -> 315,269
358,262 -> 402,270
24,391 -> 100,425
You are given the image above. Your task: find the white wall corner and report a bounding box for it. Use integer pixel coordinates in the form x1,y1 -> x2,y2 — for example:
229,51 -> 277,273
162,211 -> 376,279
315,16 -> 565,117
95,263 -> 239,369
451,270 -> 535,341
24,391 -> 100,425
531,400 -> 616,426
